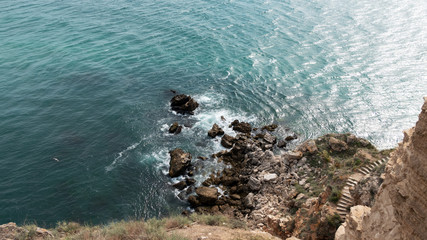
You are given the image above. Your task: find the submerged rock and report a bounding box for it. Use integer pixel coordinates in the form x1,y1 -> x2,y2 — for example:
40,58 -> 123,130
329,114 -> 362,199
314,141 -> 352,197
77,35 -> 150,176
261,124 -> 278,132
208,123 -> 224,138
170,94 -> 199,114
169,148 -> 192,177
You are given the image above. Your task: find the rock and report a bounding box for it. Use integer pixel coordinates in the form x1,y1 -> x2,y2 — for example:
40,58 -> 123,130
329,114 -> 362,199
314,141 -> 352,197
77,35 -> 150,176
277,140 -> 287,148
329,137 -> 348,152
244,193 -> 255,208
263,133 -> 277,144
0,222 -> 53,240
186,178 -> 196,185
230,194 -> 241,200
353,149 -> 375,162
262,124 -> 278,132
232,122 -> 252,133
298,140 -> 318,154
230,119 -> 240,127
197,156 -> 208,160
346,134 -> 358,144
286,237 -> 301,240
169,122 -> 179,133
285,134 -> 297,141
175,126 -> 182,134
221,134 -> 236,148
196,187 -> 219,205
188,195 -> 200,206
208,123 -> 224,138
263,173 -> 278,181
170,94 -> 199,114
248,176 -> 261,191
283,151 -> 303,161
173,181 -> 187,190
169,148 -> 192,177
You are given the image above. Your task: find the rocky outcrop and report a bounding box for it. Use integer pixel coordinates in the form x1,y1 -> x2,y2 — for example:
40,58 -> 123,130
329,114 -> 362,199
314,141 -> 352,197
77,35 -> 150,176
208,123 -> 224,138
170,94 -> 199,114
336,97 -> 427,240
169,122 -> 182,134
0,222 -> 53,240
169,148 -> 192,177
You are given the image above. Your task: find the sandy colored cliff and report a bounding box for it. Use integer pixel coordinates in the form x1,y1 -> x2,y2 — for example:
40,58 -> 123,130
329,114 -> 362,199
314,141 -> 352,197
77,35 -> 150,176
336,97 -> 427,240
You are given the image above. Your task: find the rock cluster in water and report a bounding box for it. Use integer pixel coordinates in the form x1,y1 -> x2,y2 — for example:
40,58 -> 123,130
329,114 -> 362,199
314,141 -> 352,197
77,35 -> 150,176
170,94 -> 199,115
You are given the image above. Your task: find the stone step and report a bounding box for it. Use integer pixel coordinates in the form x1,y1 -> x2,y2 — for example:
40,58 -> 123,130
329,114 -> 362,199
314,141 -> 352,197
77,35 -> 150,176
337,203 -> 350,208
347,178 -> 358,184
339,198 -> 353,204
341,192 -> 352,198
337,206 -> 349,212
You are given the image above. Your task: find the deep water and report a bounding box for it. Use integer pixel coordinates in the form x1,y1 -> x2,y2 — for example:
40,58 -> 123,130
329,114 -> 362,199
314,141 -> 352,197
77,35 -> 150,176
0,0 -> 426,226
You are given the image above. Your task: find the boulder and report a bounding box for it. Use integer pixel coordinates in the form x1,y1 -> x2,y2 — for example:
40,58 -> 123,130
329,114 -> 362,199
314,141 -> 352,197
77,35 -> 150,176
263,133 -> 277,144
232,122 -> 252,133
173,181 -> 187,190
298,140 -> 318,154
169,148 -> 192,177
263,173 -> 278,181
244,193 -> 255,208
329,137 -> 349,152
196,187 -> 219,205
277,140 -> 287,148
170,94 -> 199,114
221,134 -> 236,148
169,122 -> 182,134
285,134 -> 297,141
208,123 -> 224,138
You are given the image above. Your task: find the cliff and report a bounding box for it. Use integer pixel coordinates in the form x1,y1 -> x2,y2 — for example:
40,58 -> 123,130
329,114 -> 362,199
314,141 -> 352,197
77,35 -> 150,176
336,97 -> 427,240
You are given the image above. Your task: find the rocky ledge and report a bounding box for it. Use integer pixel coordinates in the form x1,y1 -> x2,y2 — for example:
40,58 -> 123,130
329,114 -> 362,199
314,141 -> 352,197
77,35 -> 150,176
170,117 -> 391,239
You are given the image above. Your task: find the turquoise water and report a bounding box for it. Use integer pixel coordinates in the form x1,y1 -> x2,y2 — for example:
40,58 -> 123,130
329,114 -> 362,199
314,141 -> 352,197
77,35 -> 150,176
0,0 -> 425,226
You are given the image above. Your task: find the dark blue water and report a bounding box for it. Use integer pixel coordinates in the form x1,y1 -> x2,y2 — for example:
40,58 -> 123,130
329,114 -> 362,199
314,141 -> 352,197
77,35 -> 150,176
0,0 -> 425,226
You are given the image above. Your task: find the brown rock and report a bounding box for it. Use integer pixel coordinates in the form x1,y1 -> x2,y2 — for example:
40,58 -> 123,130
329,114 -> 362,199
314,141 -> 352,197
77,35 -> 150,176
221,134 -> 236,148
173,181 -> 187,190
232,122 -> 252,133
262,124 -> 278,132
196,187 -> 219,205
169,148 -> 192,177
208,123 -> 224,138
329,137 -> 349,152
170,94 -> 199,114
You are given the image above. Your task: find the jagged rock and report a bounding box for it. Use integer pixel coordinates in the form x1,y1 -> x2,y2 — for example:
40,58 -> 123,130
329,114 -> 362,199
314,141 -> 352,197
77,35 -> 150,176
0,222 -> 53,240
173,181 -> 187,190
336,97 -> 427,240
221,134 -> 236,148
169,122 -> 179,133
353,149 -> 375,162
169,148 -> 192,177
188,195 -> 200,207
196,187 -> 219,205
248,176 -> 261,191
336,206 -> 371,240
263,133 -> 277,144
186,178 -> 196,186
346,134 -> 358,144
197,156 -> 208,160
244,193 -> 255,208
232,122 -> 252,133
262,124 -> 278,132
297,140 -> 318,154
208,123 -> 224,138
329,137 -> 348,152
170,94 -> 199,114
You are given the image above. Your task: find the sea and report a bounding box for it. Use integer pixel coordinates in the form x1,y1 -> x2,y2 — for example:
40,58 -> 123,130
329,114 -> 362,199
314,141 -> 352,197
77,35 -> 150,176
0,0 -> 426,226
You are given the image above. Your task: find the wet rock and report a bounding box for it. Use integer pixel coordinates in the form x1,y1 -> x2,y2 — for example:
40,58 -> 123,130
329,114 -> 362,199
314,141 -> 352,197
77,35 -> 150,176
262,124 -> 278,132
329,137 -> 349,152
221,134 -> 236,148
169,148 -> 192,177
232,122 -> 252,133
230,119 -> 240,127
169,122 -> 179,133
188,195 -> 200,207
186,178 -> 196,186
208,123 -> 224,138
196,187 -> 219,205
197,156 -> 208,160
173,181 -> 187,190
285,134 -> 297,141
170,94 -> 199,114
277,140 -> 287,148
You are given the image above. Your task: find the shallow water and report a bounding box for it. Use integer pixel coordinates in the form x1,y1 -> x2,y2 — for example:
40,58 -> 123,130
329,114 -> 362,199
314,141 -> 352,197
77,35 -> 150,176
0,0 -> 425,226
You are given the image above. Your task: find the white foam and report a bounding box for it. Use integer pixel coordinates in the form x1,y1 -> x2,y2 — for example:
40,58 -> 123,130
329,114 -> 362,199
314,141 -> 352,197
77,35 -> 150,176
106,141 -> 141,172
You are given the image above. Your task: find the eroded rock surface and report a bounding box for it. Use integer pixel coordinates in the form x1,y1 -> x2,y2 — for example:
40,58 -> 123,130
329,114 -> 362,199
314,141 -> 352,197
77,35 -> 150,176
169,148 -> 192,177
336,97 -> 427,240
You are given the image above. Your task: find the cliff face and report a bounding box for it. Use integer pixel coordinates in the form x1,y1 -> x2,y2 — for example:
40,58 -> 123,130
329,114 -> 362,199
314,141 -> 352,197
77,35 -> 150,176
336,97 -> 427,240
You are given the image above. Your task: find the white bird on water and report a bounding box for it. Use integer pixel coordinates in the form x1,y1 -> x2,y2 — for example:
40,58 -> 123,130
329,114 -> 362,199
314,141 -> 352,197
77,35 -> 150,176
53,157 -> 60,162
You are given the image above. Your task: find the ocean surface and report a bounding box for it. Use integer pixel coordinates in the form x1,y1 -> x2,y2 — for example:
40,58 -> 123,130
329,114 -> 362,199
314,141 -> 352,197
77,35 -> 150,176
0,0 -> 425,226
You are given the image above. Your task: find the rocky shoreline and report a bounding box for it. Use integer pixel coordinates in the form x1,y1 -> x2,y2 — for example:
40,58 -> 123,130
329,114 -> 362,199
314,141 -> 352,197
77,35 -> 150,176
166,94 -> 392,239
